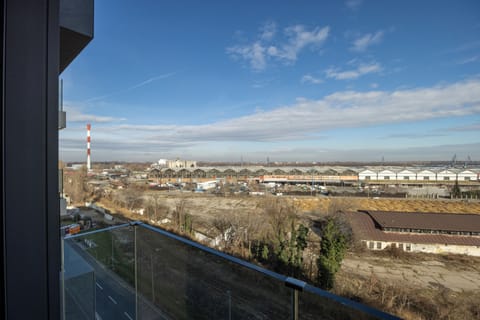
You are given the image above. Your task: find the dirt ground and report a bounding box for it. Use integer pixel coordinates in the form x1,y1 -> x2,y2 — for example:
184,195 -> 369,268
341,253 -> 480,292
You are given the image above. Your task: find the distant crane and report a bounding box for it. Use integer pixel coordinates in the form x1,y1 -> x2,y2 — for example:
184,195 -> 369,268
450,154 -> 457,168
464,155 -> 472,168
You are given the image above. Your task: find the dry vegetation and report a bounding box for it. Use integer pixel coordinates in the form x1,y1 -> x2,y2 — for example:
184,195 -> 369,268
296,197 -> 480,214
89,191 -> 480,319
335,271 -> 480,320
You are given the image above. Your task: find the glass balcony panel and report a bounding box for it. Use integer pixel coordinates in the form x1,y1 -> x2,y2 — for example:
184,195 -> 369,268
64,226 -> 136,320
63,240 -> 95,320
299,284 -> 388,320
62,223 -> 398,320
136,225 -> 292,320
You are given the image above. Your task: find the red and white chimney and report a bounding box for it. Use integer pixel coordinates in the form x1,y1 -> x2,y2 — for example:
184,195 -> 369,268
87,123 -> 91,171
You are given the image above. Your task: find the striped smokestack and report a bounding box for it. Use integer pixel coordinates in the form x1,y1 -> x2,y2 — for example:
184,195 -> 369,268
87,123 -> 91,171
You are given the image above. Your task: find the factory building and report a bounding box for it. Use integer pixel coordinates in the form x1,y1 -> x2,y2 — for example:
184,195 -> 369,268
347,211 -> 480,257
416,169 -> 436,181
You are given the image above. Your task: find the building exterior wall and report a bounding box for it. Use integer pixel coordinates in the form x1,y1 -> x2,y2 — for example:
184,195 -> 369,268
377,170 -> 396,180
363,240 -> 480,257
167,159 -> 197,168
397,170 -> 417,180
436,170 -> 457,181
359,170 -> 377,180
417,170 -> 436,181
457,170 -> 477,181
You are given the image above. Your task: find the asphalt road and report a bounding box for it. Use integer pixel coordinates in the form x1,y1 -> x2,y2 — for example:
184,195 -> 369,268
66,240 -> 168,320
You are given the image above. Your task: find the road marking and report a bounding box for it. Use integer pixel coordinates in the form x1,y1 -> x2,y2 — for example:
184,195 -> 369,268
124,312 -> 133,320
108,295 -> 118,305
96,282 -> 103,290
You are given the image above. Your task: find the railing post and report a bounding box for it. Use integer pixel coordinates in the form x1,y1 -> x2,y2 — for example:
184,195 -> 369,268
285,277 -> 306,320
227,290 -> 232,320
60,237 -> 66,320
292,289 -> 299,320
134,225 -> 138,320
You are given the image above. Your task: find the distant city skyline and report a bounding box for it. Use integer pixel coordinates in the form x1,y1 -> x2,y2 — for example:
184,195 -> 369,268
60,1 -> 480,162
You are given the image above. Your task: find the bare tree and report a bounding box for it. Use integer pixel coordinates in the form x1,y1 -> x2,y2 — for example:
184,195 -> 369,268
63,166 -> 88,204
144,193 -> 168,223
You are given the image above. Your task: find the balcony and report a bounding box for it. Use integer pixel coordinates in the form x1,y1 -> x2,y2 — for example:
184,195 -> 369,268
62,222 -> 398,320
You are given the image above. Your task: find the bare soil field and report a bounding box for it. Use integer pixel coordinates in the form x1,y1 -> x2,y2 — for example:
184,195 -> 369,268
341,253 -> 480,292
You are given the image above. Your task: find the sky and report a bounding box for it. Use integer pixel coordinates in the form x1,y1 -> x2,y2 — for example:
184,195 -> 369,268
60,0 -> 480,163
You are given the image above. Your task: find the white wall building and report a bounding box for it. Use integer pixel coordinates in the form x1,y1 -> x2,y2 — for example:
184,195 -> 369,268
416,169 -> 436,181
397,169 -> 417,181
436,169 -> 458,181
358,169 -> 378,181
457,169 -> 478,181
377,169 -> 397,181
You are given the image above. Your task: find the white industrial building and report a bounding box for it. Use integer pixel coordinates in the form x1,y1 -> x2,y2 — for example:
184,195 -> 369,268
396,169 -> 417,181
436,169 -> 458,181
377,169 -> 397,180
457,169 -> 478,181
358,169 -> 378,181
416,169 -> 436,181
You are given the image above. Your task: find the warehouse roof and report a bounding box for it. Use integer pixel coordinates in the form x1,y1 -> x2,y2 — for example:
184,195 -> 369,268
365,210 -> 480,233
346,211 -> 480,246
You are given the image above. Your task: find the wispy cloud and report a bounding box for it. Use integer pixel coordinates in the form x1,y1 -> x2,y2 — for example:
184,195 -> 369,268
345,0 -> 363,10
268,25 -> 330,62
64,106 -> 126,123
383,133 -> 446,139
447,40 -> 480,53
227,23 -> 329,71
227,42 -> 266,71
85,71 -> 178,102
456,55 -> 479,65
446,122 -> 480,132
259,21 -> 276,41
71,79 -> 480,144
60,80 -> 480,161
301,74 -> 323,84
325,62 -> 382,80
351,31 -> 384,52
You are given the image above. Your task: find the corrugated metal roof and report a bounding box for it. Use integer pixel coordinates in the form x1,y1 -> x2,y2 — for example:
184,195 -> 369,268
366,211 -> 480,233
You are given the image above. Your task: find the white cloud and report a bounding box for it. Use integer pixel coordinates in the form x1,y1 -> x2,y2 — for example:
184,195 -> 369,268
65,106 -> 126,123
456,55 -> 479,65
325,62 -> 382,80
60,80 -> 480,161
345,0 -> 363,10
301,74 -> 323,84
227,41 -> 266,71
259,21 -> 276,41
351,31 -> 384,52
270,25 -> 330,62
227,23 -> 329,71
67,79 -> 480,144
446,122 -> 480,132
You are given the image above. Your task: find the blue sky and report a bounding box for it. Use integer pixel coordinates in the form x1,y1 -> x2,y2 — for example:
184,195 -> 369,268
60,0 -> 480,163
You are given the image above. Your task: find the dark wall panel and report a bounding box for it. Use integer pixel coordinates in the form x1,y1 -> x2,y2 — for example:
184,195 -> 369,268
2,0 -> 59,319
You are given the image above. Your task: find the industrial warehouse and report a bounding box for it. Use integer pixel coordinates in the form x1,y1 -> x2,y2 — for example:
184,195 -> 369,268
147,163 -> 480,185
346,210 -> 480,257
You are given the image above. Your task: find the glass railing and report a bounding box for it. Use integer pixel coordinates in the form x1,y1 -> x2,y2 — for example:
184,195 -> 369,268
62,222 -> 399,320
